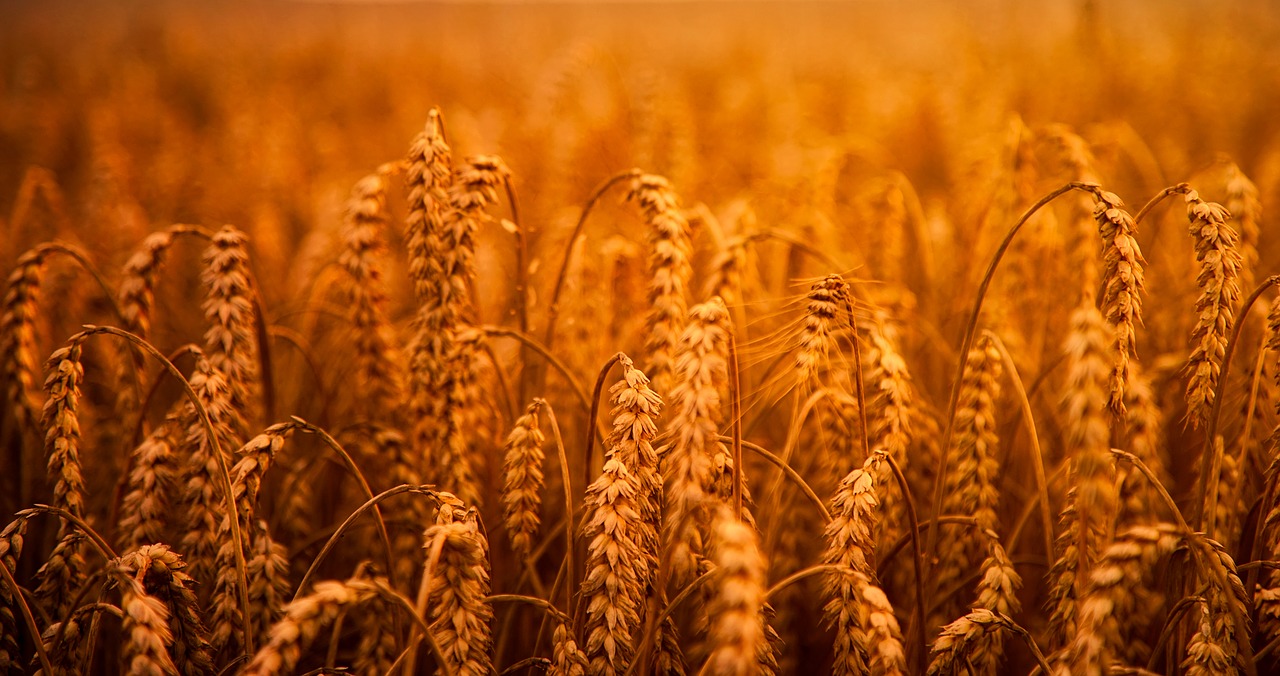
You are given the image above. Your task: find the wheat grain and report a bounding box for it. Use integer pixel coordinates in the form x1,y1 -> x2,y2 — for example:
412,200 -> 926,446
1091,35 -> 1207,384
201,225 -> 259,441
1184,189 -> 1242,427
502,400 -> 546,562
425,506 -> 494,676
242,577 -> 380,675
704,506 -> 768,676
550,621 -> 589,676
627,173 -> 693,393
1,247 -> 51,434
663,298 -> 732,588
339,169 -> 403,421
1093,189 -> 1145,415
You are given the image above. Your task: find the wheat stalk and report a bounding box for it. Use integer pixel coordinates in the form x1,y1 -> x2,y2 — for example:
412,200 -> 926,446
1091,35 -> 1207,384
34,339 -> 88,619
933,334 -> 1003,627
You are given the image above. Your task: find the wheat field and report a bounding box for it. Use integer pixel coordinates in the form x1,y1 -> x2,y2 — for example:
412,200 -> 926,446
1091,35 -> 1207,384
2,0 -> 1280,674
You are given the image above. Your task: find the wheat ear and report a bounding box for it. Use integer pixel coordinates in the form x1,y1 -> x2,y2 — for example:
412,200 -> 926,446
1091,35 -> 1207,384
627,173 -> 693,393
1184,189 -> 1243,427
118,414 -> 182,551
242,577 -> 380,675
704,505 -> 769,676
201,225 -> 260,440
1093,189 -> 1145,415
425,506 -> 495,676
502,400 -> 547,562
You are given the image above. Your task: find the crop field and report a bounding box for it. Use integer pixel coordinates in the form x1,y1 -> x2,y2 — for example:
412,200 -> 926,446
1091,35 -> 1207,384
2,0 -> 1280,673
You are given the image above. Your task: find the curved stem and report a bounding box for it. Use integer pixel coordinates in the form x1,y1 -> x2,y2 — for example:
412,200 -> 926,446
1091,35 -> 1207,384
0,557 -> 54,676
764,563 -> 849,600
77,324 -> 254,656
1197,275 -> 1280,534
290,417 -> 397,589
729,331 -> 744,520
620,570 -> 719,676
542,169 -> 642,359
584,353 -> 625,493
983,330 -> 1055,568
1111,449 -> 1191,534
1132,182 -> 1189,225
21,504 -> 117,561
725,437 -> 831,522
875,451 -> 927,668
293,485 -> 438,601
482,325 -> 604,445
486,593 -> 573,625
538,400 -> 575,615
927,182 -> 1097,567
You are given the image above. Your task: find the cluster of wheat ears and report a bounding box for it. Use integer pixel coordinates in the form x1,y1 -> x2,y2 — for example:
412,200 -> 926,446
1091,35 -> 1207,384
1,72 -> 1279,676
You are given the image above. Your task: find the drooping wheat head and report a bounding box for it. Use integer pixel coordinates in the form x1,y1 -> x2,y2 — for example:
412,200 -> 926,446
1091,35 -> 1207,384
1184,189 -> 1242,427
424,505 -> 494,676
1063,524 -> 1179,676
241,577 -> 380,675
1092,188 -> 1145,415
178,354 -> 239,591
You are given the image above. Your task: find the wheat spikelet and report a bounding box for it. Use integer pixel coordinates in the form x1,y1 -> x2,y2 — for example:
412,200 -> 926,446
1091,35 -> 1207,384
1222,162 -> 1260,296
865,318 -> 915,507
247,520 -> 290,650
1065,524 -> 1179,676
404,109 -> 453,303
119,414 -> 182,550
967,535 -> 1022,676
119,229 -> 179,341
663,298 -> 731,587
1,246 -> 51,433
822,456 -> 906,676
116,544 -> 215,676
627,173 -> 693,393
241,577 -> 380,675
339,169 -> 403,420
580,456 -> 645,675
425,506 -> 494,676
33,340 -> 88,618
1184,189 -> 1242,427
1182,537 -> 1250,676
201,225 -> 259,440
502,400 -> 546,561
1119,365 -> 1168,526
550,621 -> 589,676
933,334 -> 1003,627
927,609 -> 1023,676
704,505 -> 769,676
211,426 -> 291,653
795,275 -> 846,386
1093,189 -> 1145,415
0,517 -> 28,672
178,354 -> 238,590
1064,303 -> 1117,575
114,572 -> 180,676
